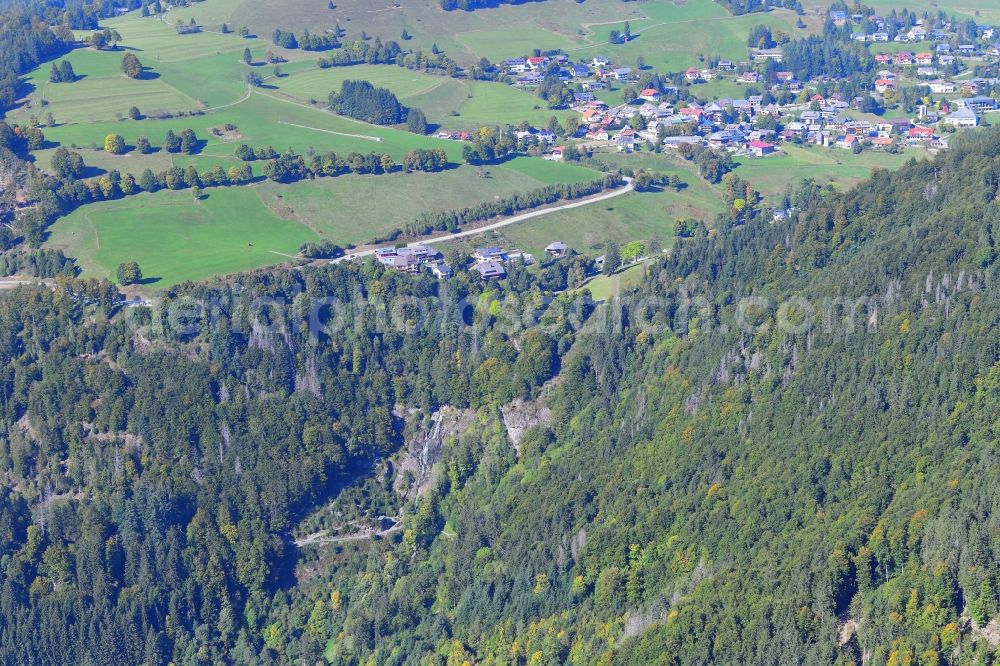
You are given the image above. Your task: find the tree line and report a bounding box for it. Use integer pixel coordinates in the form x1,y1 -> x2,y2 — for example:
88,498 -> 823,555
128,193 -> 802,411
236,146 -> 448,183
393,173 -> 624,239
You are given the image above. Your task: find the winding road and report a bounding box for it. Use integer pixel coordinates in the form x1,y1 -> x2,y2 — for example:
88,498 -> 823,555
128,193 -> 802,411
332,175 -> 634,263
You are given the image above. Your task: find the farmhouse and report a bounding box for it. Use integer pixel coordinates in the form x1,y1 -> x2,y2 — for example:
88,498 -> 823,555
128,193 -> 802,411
874,79 -> 895,93
503,57 -> 528,73
928,80 -> 955,94
616,128 -> 636,152
639,88 -> 661,103
545,241 -> 568,257
430,264 -> 453,279
748,140 -> 775,157
474,261 -> 506,280
474,247 -> 505,263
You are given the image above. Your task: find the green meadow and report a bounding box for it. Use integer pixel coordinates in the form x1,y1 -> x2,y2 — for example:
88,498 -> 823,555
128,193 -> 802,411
253,157 -> 600,245
8,0 -> 946,289
734,144 -> 927,200
44,157 -> 601,285
583,8 -> 809,72
229,0 -> 650,64
44,187 -> 318,286
271,65 -> 579,130
579,260 -> 649,301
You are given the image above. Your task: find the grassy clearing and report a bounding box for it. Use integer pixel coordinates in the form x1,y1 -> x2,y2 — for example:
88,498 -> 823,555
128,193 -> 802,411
584,8 -> 806,72
450,81 -> 576,130
734,144 -> 926,200
8,47 -> 199,125
231,0 -> 647,64
689,78 -> 751,101
37,91 -> 466,168
42,158 -> 600,282
454,28 -> 583,62
44,186 -> 318,286
579,261 -> 649,300
273,65 -> 579,130
496,156 -> 597,183
225,0 -> 811,72
254,158 -> 599,245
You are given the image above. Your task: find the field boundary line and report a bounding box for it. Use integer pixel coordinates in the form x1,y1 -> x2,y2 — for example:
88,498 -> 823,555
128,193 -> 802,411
275,120 -> 382,142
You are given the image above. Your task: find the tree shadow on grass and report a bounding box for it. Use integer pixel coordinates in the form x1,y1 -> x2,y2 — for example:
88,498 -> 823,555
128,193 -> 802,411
136,276 -> 162,286
79,165 -> 107,179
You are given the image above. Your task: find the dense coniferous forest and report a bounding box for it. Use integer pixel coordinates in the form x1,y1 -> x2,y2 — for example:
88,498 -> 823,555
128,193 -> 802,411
0,10 -> 73,113
328,80 -> 411,126
0,261 -> 584,663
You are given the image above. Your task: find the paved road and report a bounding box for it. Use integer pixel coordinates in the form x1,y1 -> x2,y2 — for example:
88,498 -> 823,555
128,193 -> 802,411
332,176 -> 634,263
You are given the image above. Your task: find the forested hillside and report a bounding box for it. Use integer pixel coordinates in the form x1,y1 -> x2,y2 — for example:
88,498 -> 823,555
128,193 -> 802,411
2,126 -> 998,663
0,261 -> 584,663
266,129 -> 1000,664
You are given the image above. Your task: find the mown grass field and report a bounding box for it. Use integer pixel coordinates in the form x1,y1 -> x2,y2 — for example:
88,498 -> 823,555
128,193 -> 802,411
37,90 -> 467,167
580,261 -> 649,301
254,157 -> 599,244
44,187 -> 319,286
271,65 -> 578,130
44,157 -> 600,285
734,144 -> 927,200
224,0 -> 814,72
584,7 -> 812,73
229,0 -> 649,64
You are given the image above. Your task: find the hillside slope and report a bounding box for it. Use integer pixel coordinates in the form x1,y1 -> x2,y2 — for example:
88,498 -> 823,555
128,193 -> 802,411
304,129 -> 1000,665
1,121 -> 1000,664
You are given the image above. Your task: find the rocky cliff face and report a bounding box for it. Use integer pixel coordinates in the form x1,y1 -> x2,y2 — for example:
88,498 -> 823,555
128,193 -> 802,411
393,406 -> 477,499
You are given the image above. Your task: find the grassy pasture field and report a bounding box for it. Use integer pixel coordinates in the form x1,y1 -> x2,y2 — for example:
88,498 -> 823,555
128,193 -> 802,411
43,156 -> 601,285
492,155 -> 722,257
254,157 -> 600,245
583,7 -> 806,72
734,144 -> 926,199
44,187 -> 319,286
579,260 -> 649,300
229,0 -> 649,64
36,90 -> 468,168
8,47 -> 200,125
271,65 -> 578,130
223,0 -> 813,72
